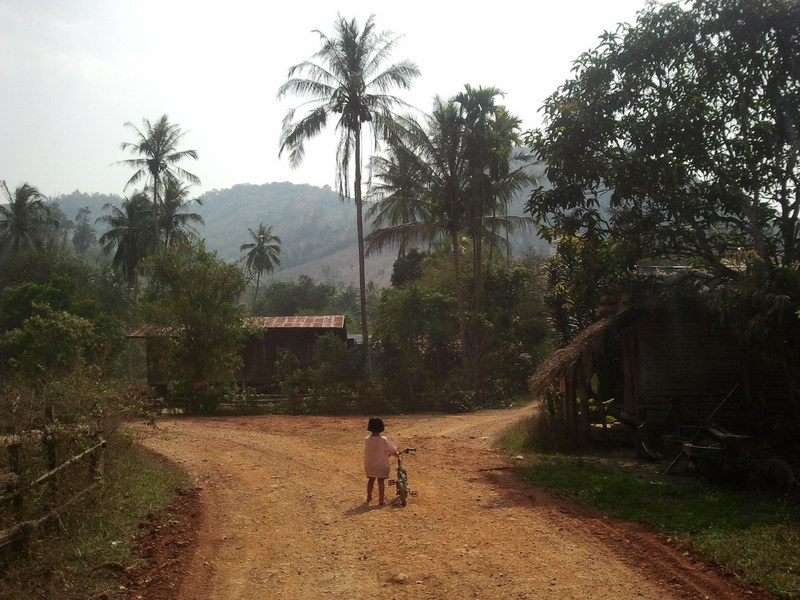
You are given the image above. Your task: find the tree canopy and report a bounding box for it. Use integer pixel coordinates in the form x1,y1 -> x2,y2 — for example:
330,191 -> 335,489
526,0 -> 799,276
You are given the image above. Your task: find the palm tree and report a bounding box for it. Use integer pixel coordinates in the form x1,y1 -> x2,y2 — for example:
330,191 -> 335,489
117,115 -> 200,245
277,14 -> 420,346
240,223 -> 281,310
0,181 -> 56,254
366,92 -> 534,378
366,142 -> 434,259
96,192 -> 154,289
453,85 -> 535,312
160,180 -> 205,246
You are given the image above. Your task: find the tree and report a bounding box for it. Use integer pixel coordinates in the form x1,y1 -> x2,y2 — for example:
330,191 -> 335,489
366,142 -> 431,259
117,115 -> 200,244
526,0 -> 800,375
141,242 -> 247,411
240,223 -> 282,310
0,181 -> 56,255
527,0 -> 799,273
278,15 -> 420,348
366,89 -> 533,379
96,192 -> 154,289
160,180 -> 204,246
72,206 -> 97,256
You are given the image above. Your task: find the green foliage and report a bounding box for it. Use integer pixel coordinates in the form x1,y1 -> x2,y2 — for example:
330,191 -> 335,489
273,338 -> 367,414
259,275 -> 336,316
527,0 -> 800,270
472,259 -> 552,396
390,248 -> 429,287
0,181 -> 56,256
140,242 -> 247,401
72,206 -> 97,256
0,256 -> 129,377
0,304 -> 95,378
372,285 -> 459,400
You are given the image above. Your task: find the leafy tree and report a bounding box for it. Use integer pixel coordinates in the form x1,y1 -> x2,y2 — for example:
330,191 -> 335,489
0,181 -> 56,255
278,15 -> 420,346
0,303 -> 95,378
72,206 -> 97,256
526,0 -> 800,369
97,192 -> 154,289
390,248 -> 429,287
140,242 -> 247,410
527,0 -> 799,273
117,115 -> 200,244
240,223 -> 282,310
0,258 -> 129,374
372,285 -> 459,402
260,275 -> 335,316
160,180 -> 204,246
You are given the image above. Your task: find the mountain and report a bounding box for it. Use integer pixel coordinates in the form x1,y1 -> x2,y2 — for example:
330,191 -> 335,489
51,181 -> 550,287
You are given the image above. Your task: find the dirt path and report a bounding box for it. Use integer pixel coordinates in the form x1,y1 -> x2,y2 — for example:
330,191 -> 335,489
128,407 -> 775,600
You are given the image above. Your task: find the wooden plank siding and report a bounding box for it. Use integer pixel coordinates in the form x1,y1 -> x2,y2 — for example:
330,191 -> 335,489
529,305 -> 797,439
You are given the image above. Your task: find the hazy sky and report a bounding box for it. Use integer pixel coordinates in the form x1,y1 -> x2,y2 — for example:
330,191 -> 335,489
1,0 -> 647,199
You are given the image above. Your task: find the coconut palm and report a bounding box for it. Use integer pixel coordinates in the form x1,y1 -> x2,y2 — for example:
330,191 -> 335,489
366,142 -> 434,260
366,91 -> 534,375
240,223 -> 282,310
277,14 -> 420,346
117,115 -> 200,244
0,181 -> 56,254
96,192 -> 154,289
160,180 -> 205,246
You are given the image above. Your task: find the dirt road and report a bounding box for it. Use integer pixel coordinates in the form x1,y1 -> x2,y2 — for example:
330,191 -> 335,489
129,407 -> 774,600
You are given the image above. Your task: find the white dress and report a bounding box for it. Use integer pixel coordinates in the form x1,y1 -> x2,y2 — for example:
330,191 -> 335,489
364,435 -> 397,478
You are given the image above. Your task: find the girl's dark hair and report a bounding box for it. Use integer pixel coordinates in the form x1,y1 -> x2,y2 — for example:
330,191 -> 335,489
367,417 -> 385,433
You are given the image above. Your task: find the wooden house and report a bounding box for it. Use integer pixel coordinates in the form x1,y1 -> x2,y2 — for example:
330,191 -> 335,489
128,315 -> 347,391
528,303 -> 798,441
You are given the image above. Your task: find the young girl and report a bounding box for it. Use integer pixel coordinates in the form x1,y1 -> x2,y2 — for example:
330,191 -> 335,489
364,417 -> 399,505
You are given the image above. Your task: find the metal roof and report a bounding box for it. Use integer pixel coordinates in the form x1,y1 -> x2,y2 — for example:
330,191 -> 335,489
128,315 -> 346,338
248,315 -> 345,329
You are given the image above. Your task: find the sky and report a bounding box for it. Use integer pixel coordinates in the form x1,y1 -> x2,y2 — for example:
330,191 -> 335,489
1,0 -> 648,199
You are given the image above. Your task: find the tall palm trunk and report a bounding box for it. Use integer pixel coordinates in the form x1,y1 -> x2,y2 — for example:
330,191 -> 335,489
354,125 -> 370,353
253,271 -> 261,312
450,228 -> 468,367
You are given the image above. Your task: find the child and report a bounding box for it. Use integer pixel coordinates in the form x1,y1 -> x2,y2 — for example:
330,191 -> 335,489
364,417 -> 399,505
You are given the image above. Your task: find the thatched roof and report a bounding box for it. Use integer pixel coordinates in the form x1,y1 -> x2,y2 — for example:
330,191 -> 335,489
528,308 -> 631,396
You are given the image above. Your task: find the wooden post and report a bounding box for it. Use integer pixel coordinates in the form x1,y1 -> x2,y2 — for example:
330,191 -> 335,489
7,442 -> 22,514
44,407 -> 57,510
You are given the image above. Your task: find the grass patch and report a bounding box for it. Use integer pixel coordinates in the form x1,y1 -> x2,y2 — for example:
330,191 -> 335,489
504,446 -> 800,599
0,433 -> 190,600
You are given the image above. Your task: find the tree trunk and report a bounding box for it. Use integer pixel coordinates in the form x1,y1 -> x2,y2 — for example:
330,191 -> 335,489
354,126 -> 370,361
450,229 -> 468,371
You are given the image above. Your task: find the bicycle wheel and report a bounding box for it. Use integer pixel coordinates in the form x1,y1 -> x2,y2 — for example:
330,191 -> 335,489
397,482 -> 408,506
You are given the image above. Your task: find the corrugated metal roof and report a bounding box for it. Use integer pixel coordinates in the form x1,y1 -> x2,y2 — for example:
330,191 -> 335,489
128,315 -> 346,338
128,324 -> 182,338
248,315 -> 345,329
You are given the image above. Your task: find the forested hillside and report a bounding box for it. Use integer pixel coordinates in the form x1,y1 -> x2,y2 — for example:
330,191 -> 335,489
51,181 -> 549,284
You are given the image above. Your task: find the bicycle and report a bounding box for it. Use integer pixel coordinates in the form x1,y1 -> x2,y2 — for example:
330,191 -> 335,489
389,447 -> 417,506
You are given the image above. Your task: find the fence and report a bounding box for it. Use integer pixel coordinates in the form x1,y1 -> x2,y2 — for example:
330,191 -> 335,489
0,424 -> 106,552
